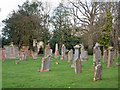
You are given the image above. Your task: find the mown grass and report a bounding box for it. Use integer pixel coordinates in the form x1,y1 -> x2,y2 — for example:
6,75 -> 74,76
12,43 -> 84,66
2,55 -> 119,88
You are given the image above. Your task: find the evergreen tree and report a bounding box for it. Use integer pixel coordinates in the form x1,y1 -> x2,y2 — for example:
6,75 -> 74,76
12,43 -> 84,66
99,9 -> 113,50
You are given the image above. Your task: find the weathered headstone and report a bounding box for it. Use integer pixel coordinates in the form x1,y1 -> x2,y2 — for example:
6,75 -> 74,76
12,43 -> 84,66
44,45 -> 50,57
68,49 -> 73,62
80,44 -> 88,61
33,52 -> 38,59
103,50 -> 107,63
107,47 -> 114,67
50,49 -> 53,56
4,42 -> 19,58
92,43 -> 101,69
61,44 -> 67,60
40,45 -> 51,72
71,45 -> 80,68
22,45 -> 29,57
40,55 -> 51,72
0,48 -> 6,62
19,50 -> 27,60
80,44 -> 85,61
84,51 -> 88,61
54,43 -> 59,58
74,58 -> 82,74
93,62 -> 103,81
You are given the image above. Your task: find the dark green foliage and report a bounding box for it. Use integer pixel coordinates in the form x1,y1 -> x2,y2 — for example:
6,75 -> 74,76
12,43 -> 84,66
2,37 -> 12,47
88,49 -> 93,55
2,0 -> 50,47
99,9 -> 113,50
38,47 -> 43,54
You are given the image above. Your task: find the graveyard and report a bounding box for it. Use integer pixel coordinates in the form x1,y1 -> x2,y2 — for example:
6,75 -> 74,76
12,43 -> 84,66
2,55 -> 118,88
1,0 -> 120,89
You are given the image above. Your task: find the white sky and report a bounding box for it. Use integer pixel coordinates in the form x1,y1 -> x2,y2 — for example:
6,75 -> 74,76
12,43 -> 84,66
0,0 -> 119,36
0,0 -> 62,35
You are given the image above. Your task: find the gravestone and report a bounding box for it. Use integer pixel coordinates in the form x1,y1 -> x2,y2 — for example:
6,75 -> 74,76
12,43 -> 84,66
84,51 -> 88,61
68,49 -> 73,62
71,45 -> 80,68
103,50 -> 107,63
93,62 -> 103,81
40,55 -> 51,72
50,49 -> 53,56
0,48 -> 6,62
74,58 -> 82,74
80,44 -> 85,61
54,43 -> 59,58
107,47 -> 114,67
44,45 -> 50,57
33,52 -> 38,59
4,42 -> 19,58
32,39 -> 38,59
40,45 -> 51,72
22,45 -> 29,57
80,44 -> 88,61
92,43 -> 101,69
19,50 -> 27,60
61,44 -> 67,60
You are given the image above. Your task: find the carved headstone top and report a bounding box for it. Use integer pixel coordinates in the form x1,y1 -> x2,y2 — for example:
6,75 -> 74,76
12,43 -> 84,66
74,45 -> 80,49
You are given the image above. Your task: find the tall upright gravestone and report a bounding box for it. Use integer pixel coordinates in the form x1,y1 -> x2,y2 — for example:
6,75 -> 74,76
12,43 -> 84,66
33,39 -> 38,59
92,43 -> 101,70
40,45 -> 51,72
103,50 -> 107,63
107,47 -> 114,67
54,43 -> 59,58
61,44 -> 67,60
80,44 -> 88,61
68,49 -> 73,62
71,45 -> 80,68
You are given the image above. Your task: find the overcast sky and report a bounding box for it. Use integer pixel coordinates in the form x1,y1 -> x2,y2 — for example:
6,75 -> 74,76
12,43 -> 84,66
0,0 -> 62,35
0,0 -> 119,36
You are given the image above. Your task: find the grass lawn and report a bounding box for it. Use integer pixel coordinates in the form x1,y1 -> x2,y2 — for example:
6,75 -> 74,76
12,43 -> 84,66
2,55 -> 119,88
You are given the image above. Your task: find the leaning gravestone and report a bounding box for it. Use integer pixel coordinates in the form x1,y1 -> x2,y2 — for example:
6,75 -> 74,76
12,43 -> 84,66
40,45 -> 51,72
61,44 -> 67,60
40,55 -> 51,72
92,43 -> 101,70
107,47 -> 114,67
103,50 -> 107,63
93,62 -> 103,81
71,45 -> 80,68
68,49 -> 73,62
54,43 -> 59,58
74,58 -> 82,74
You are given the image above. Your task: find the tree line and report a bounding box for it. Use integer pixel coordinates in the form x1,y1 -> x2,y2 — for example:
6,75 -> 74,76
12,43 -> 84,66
1,0 -> 120,55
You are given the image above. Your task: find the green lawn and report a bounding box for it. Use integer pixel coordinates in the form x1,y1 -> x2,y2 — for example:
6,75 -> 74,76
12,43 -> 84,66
2,55 -> 119,88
